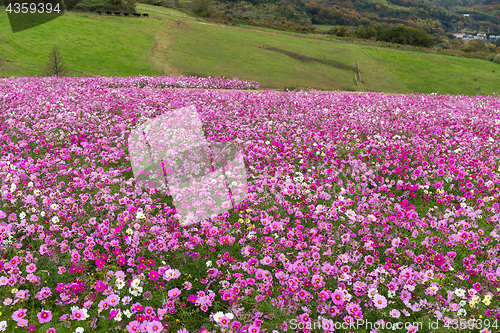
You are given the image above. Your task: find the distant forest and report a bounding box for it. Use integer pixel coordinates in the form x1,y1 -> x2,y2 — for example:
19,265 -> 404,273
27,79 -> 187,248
202,0 -> 500,34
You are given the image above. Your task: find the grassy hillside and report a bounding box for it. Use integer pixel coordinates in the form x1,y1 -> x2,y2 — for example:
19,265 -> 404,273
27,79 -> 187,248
361,46 -> 500,95
1,5 -> 499,95
0,11 -> 163,76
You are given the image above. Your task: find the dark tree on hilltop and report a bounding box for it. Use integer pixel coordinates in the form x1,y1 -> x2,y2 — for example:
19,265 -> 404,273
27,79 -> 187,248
45,47 -> 68,77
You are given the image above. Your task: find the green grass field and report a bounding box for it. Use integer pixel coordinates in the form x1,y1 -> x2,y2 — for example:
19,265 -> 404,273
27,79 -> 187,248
0,10 -> 163,76
1,5 -> 499,95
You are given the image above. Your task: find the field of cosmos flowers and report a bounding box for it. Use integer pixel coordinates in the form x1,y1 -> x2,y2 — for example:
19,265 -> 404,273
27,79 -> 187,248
1,76 -> 500,333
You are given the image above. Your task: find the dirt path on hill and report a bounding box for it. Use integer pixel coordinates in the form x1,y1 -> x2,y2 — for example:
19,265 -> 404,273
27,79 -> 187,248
148,19 -> 183,76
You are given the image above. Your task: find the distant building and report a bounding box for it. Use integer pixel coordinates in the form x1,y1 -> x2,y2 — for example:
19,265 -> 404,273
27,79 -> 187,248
477,33 -> 487,40
463,14 -> 470,17
463,33 -> 473,40
488,35 -> 498,41
453,33 -> 465,39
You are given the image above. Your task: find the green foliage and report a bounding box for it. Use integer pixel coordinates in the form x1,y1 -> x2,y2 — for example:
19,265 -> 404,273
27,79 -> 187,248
44,47 -> 68,77
75,0 -> 136,12
327,25 -> 353,38
281,85 -> 298,91
496,39 -> 500,47
375,25 -> 436,48
355,24 -> 436,48
486,54 -> 495,61
191,0 -> 214,16
355,26 -> 377,40
493,54 -> 500,64
463,40 -> 488,53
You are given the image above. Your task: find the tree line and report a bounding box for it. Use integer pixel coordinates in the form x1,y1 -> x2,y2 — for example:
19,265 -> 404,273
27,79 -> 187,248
353,24 -> 436,48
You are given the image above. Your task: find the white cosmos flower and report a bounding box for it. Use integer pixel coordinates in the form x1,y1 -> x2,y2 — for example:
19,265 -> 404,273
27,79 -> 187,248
51,204 -> 58,210
454,288 -> 466,298
115,279 -> 125,290
206,261 -> 212,267
130,279 -> 141,288
19,212 -> 26,219
212,311 -> 224,323
129,286 -> 143,297
52,216 -> 59,223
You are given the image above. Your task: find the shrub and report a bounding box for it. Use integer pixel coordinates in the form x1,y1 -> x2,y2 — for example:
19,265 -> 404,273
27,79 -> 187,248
355,26 -> 377,40
493,54 -> 500,64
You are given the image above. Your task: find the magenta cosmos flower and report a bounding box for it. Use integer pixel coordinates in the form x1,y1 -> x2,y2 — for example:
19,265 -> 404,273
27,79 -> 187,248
37,309 -> 52,324
434,254 -> 445,266
148,270 -> 160,281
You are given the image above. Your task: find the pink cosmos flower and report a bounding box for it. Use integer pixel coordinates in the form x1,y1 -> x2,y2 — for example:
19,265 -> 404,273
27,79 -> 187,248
106,294 -> 120,307
344,316 -> 355,326
26,264 -> 37,273
12,308 -> 27,321
70,308 -> 85,321
373,294 -> 387,309
37,309 -> 52,324
389,309 -> 401,318
318,290 -> 330,300
131,302 -> 144,313
145,321 -> 163,333
144,307 -> 154,316
126,320 -> 141,333
331,290 -> 344,305
95,258 -> 105,269
218,315 -> 230,327
95,280 -> 107,291
70,250 -> 81,263
364,255 -> 374,265
16,319 -> 28,327
109,309 -> 119,319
